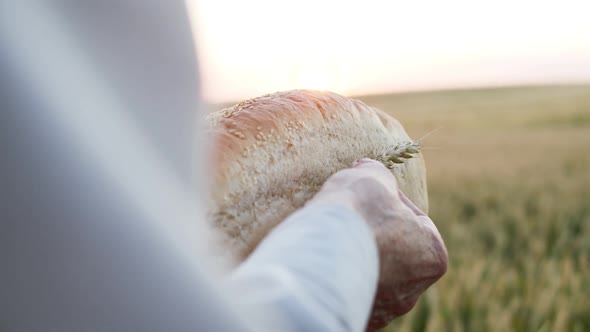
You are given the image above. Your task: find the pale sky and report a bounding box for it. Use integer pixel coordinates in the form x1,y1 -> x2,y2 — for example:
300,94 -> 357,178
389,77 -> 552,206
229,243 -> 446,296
188,0 -> 590,103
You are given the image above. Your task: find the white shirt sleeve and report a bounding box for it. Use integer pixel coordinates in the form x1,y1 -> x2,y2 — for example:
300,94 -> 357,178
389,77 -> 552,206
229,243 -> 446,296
227,205 -> 379,332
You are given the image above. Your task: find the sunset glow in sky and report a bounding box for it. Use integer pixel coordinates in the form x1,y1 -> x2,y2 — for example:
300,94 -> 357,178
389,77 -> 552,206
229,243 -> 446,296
188,0 -> 590,103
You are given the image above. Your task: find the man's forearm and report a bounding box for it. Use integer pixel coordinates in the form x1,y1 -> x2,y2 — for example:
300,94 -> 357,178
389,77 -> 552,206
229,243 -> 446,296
226,205 -> 379,332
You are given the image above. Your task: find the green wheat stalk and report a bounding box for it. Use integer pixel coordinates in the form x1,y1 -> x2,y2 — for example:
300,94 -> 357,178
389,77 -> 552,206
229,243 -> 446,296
374,127 -> 441,168
376,141 -> 421,168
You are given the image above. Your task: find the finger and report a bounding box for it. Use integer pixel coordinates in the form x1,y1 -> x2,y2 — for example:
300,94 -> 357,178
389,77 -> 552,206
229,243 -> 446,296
398,190 -> 426,216
349,159 -> 401,193
351,159 -> 393,178
351,158 -> 381,168
397,189 -> 442,235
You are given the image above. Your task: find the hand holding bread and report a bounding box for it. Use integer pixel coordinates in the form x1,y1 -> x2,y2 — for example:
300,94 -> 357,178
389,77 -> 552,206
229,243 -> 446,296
207,90 -> 448,330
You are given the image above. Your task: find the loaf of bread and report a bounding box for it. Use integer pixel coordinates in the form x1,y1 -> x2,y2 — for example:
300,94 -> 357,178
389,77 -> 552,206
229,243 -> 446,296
207,90 -> 435,330
208,89 -> 428,257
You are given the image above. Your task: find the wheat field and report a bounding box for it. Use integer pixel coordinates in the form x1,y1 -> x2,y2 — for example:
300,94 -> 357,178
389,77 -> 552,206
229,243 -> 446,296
357,84 -> 590,332
211,84 -> 590,331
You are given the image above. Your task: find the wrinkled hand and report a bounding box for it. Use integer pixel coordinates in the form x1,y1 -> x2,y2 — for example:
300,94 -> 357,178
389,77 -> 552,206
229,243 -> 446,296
308,158 -> 448,331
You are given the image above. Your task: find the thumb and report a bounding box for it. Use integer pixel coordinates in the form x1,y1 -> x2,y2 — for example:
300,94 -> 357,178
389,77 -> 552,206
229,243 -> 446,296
351,158 -> 382,168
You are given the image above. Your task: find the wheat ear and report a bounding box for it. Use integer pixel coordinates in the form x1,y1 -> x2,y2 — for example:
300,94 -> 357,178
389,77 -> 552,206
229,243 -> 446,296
375,141 -> 421,169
